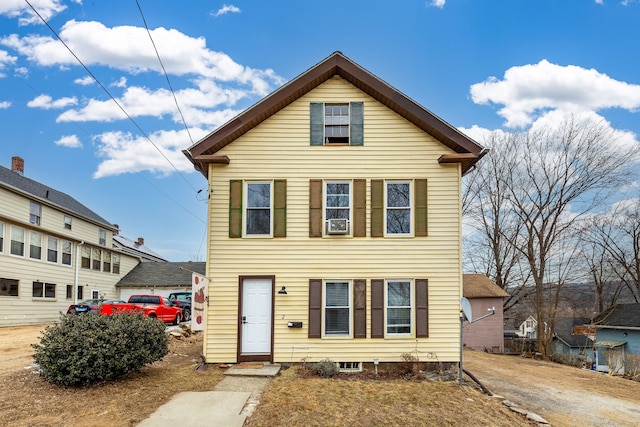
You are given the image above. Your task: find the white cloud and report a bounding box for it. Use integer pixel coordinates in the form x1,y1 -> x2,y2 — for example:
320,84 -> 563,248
54,134 -> 82,148
211,4 -> 241,17
0,50 -> 17,77
56,80 -> 250,126
27,94 -> 78,109
0,20 -> 283,95
0,101 -> 11,109
469,60 -> 640,128
428,0 -> 446,8
111,76 -> 127,88
0,0 -> 67,26
93,128 -> 209,178
74,75 -> 94,85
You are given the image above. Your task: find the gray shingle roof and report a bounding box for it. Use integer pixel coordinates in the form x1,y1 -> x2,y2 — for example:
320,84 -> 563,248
116,262 -> 206,287
593,303 -> 640,328
0,165 -> 113,229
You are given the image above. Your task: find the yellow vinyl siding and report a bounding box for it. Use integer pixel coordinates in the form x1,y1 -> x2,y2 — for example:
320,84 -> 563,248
203,77 -> 464,363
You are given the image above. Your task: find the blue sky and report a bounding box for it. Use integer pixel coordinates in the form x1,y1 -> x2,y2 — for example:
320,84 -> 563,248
1,0 -> 639,261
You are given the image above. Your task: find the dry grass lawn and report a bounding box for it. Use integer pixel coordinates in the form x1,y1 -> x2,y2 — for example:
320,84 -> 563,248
1,325 -> 532,426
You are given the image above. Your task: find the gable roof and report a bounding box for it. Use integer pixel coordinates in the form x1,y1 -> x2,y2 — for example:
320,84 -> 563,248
116,261 -> 205,288
113,235 -> 167,262
593,303 -> 640,329
463,274 -> 509,298
553,317 -> 593,348
0,164 -> 114,230
184,51 -> 486,177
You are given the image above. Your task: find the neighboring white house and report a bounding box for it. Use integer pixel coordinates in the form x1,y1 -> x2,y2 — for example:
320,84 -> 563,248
0,156 -> 166,326
518,315 -> 538,339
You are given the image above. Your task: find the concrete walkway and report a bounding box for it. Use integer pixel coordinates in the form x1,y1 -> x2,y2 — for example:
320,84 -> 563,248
138,363 -> 280,427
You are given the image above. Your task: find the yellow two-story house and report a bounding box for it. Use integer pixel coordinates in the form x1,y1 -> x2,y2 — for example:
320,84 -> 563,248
184,52 -> 486,367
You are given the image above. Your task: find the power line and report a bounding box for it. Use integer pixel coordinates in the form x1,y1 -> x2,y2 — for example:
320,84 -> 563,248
24,0 -> 200,194
136,0 -> 195,147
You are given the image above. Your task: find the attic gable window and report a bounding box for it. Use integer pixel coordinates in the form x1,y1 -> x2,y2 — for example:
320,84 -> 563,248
310,102 -> 364,146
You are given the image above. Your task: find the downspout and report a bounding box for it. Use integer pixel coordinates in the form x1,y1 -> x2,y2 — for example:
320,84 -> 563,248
74,241 -> 84,304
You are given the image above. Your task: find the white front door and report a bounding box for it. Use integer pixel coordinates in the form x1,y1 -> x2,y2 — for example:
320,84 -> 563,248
240,278 -> 273,356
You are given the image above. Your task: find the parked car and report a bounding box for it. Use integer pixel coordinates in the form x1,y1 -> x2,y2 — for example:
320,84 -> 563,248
125,294 -> 183,325
67,299 -> 126,315
168,292 -> 192,322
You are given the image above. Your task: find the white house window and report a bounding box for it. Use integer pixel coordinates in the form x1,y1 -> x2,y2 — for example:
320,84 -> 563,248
245,182 -> 272,236
10,225 -> 25,257
325,181 -> 351,234
386,280 -> 412,335
92,248 -> 101,270
112,254 -> 120,274
64,216 -> 72,230
33,281 -> 56,299
29,231 -> 42,260
0,221 -> 4,253
103,252 -> 111,272
98,229 -> 106,246
325,104 -> 349,144
0,278 -> 19,297
29,202 -> 41,225
47,236 -> 58,263
386,181 -> 411,235
81,246 -> 91,269
62,240 -> 72,266
324,281 -> 351,336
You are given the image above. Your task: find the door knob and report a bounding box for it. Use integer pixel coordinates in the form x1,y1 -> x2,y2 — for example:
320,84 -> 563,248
242,316 -> 248,324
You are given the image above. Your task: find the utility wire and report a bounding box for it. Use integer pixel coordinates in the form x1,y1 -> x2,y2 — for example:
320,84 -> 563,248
136,0 -> 195,147
24,0 -> 199,193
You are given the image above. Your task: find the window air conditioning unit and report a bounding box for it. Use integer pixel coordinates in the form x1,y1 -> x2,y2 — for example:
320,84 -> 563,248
327,218 -> 349,234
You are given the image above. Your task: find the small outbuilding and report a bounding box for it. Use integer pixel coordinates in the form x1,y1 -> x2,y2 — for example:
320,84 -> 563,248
462,274 -> 509,353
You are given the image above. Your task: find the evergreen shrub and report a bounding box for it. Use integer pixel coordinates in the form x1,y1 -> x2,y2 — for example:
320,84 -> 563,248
32,311 -> 168,386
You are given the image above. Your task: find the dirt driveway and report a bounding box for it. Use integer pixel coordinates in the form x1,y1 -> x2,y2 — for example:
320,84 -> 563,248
464,350 -> 640,426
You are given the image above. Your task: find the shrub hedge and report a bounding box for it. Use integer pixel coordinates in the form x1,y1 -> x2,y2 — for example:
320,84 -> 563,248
32,311 -> 168,386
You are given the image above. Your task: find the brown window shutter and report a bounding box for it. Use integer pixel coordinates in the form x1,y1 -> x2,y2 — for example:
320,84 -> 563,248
353,179 -> 366,237
371,179 -> 383,237
415,179 -> 428,237
349,102 -> 364,146
415,279 -> 429,337
308,279 -> 322,338
371,279 -> 384,338
229,180 -> 243,238
354,279 -> 366,338
309,179 -> 323,237
274,179 -> 287,237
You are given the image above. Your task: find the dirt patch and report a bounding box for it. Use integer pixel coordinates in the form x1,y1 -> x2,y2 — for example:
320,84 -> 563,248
0,324 -> 224,427
464,349 -> 640,426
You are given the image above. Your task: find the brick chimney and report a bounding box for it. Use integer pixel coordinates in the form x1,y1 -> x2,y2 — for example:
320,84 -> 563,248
136,237 -> 144,246
11,156 -> 24,175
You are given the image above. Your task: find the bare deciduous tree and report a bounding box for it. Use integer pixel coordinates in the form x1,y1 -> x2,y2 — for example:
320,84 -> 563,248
464,115 -> 639,358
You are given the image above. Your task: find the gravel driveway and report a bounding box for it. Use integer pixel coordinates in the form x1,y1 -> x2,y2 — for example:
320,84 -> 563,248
464,350 -> 640,427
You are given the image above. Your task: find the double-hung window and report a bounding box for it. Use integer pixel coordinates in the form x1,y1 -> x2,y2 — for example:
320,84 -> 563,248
310,102 -> 364,146
245,182 -> 272,236
0,221 -> 4,253
386,280 -> 412,335
99,229 -> 106,246
29,231 -> 42,260
62,240 -> 72,266
47,236 -> 58,263
325,181 -> 351,235
10,225 -> 25,256
385,181 -> 412,235
81,246 -> 91,269
324,281 -> 351,336
92,248 -> 101,270
64,216 -> 72,230
29,202 -> 41,225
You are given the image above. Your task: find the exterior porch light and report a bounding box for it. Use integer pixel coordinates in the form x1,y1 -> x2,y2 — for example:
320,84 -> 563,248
278,286 -> 287,295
